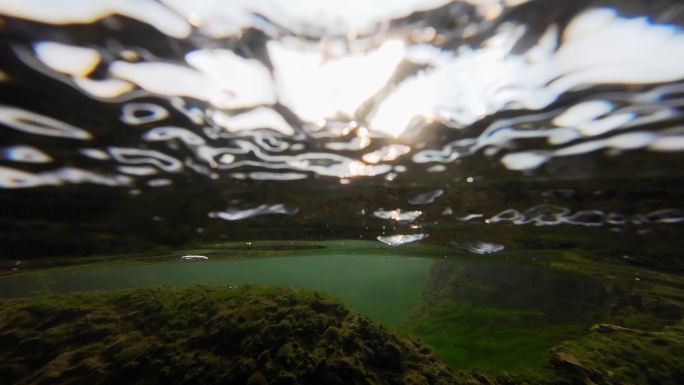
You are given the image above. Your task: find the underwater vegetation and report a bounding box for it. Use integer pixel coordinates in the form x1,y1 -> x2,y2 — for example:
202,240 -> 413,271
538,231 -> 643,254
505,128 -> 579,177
1,274 -> 682,385
0,286 -> 456,385
411,261 -> 607,372
549,321 -> 684,385
409,255 -> 684,383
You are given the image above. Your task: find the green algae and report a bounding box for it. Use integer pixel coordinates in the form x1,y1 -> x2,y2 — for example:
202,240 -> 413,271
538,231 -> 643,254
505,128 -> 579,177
406,250 -> 684,382
0,285 -> 457,385
549,321 -> 684,385
408,259 -> 608,373
1,282 -> 683,385
411,302 -> 587,372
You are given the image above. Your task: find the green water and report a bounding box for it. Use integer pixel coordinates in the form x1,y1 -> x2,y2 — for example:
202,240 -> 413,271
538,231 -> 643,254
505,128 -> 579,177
0,254 -> 431,328
2,240 -> 681,374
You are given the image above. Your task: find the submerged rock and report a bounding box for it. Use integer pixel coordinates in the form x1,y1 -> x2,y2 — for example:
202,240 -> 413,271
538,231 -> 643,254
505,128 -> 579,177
551,320 -> 684,385
410,255 -> 684,381
0,285 -> 458,385
1,282 -> 681,385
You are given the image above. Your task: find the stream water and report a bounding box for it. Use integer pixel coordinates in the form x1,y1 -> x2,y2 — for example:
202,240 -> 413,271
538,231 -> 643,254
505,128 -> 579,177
1,0 -> 683,380
0,240 -> 643,372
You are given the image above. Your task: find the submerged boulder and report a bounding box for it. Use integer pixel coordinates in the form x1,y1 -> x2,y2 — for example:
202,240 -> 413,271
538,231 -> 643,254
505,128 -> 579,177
0,285 -> 457,385
550,320 -> 684,385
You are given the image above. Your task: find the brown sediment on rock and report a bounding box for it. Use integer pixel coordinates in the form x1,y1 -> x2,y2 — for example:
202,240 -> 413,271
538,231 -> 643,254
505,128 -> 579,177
0,285 -> 458,385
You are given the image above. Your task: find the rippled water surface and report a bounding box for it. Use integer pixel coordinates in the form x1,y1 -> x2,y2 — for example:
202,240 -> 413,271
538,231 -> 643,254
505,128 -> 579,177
1,0 -> 683,379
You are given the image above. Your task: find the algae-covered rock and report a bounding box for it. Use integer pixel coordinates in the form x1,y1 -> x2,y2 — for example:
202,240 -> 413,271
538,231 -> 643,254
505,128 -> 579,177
550,320 -> 684,385
410,260 -> 608,372
410,256 -> 684,383
0,285 -> 458,385
421,260 -> 609,322
1,283 -> 682,385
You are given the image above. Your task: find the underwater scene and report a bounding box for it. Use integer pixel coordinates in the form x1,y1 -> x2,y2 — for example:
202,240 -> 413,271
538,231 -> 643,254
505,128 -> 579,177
1,0 -> 683,384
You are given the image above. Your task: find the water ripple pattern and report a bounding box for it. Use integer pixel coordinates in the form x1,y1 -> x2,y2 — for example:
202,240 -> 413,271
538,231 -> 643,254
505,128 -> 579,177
0,2 -> 682,183
0,0 -> 683,242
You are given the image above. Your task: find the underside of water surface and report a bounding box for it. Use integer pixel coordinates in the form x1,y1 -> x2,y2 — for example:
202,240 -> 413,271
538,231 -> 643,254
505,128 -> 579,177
1,0 -> 684,384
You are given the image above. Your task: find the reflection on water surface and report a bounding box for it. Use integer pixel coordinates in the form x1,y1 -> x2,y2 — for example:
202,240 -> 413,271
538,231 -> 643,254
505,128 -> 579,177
0,0 -> 683,381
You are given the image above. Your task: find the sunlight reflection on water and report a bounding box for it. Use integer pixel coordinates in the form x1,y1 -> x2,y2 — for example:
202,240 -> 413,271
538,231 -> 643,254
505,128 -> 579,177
0,0 -> 683,251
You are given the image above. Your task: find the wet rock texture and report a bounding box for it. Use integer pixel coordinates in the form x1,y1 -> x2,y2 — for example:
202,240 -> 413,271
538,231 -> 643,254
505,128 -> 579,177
0,285 -> 457,385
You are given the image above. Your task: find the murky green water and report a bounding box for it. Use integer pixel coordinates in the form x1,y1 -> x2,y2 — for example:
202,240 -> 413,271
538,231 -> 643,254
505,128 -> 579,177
0,252 -> 431,329
3,240 -> 681,374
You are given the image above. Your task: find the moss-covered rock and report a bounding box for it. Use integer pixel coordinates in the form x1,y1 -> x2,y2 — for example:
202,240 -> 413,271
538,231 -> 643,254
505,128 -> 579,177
1,283 -> 683,385
0,285 -> 458,385
549,321 -> 684,385
409,260 -> 608,372
410,256 -> 684,382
